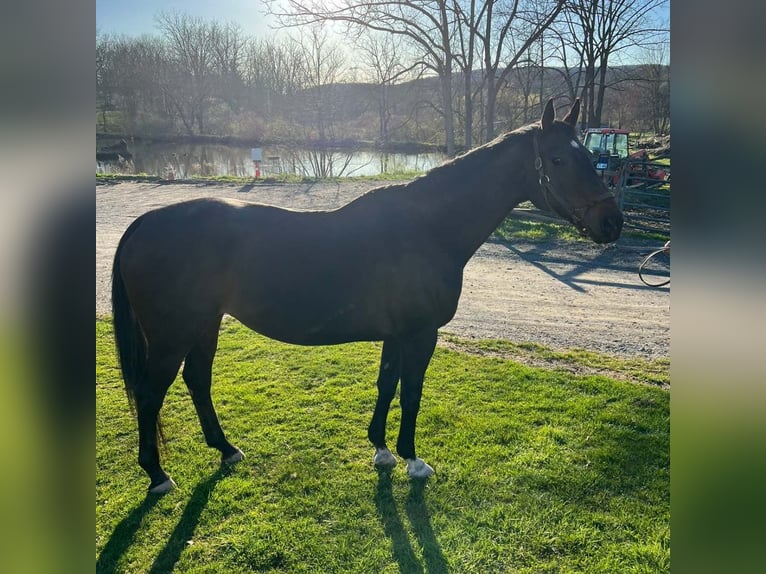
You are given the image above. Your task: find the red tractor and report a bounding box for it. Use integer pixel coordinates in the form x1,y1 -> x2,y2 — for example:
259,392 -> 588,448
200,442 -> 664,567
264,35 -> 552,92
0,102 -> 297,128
582,128 -> 669,187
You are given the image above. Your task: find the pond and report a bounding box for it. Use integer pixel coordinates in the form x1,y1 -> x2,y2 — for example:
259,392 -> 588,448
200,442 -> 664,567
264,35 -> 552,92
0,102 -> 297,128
96,140 -> 446,179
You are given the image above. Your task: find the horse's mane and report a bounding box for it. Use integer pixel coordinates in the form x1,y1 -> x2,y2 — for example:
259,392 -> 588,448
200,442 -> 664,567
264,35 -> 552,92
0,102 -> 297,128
408,122 -> 538,187
347,122 -> 540,206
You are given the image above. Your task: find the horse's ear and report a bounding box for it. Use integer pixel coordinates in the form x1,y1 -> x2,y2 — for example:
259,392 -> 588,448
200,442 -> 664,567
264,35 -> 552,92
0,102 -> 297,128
563,98 -> 580,128
541,98 -> 555,131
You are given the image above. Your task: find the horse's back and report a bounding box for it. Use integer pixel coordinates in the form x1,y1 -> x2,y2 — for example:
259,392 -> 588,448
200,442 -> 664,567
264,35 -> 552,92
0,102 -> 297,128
117,196 -> 463,346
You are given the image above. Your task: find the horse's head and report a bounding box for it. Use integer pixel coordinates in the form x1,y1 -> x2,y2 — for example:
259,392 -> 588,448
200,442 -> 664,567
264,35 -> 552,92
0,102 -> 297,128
527,98 -> 623,244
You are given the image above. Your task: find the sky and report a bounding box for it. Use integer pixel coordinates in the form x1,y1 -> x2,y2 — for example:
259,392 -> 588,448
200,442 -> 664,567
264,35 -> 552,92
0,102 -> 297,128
96,0 -> 669,66
97,0 -> 669,39
96,0 -> 273,38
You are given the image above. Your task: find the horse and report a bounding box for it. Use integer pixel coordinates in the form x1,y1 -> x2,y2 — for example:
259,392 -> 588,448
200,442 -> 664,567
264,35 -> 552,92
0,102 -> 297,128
111,99 -> 623,493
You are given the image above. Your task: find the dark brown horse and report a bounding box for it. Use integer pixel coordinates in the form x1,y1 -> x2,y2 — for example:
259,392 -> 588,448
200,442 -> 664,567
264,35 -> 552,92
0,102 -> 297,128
112,99 -> 622,493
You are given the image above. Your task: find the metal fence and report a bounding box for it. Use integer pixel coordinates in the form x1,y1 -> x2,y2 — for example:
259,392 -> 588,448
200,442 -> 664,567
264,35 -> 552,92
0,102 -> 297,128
614,158 -> 670,237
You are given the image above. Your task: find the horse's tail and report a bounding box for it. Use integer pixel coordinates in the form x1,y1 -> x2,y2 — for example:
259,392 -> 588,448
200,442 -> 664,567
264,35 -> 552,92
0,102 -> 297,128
111,217 -> 164,442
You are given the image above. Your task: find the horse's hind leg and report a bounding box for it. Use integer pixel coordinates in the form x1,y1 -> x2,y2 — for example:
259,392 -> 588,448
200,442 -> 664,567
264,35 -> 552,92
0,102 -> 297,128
135,349 -> 184,494
368,340 -> 402,468
182,318 -> 243,464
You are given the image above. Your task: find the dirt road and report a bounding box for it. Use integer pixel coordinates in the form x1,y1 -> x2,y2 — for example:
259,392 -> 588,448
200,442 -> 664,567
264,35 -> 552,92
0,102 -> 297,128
96,181 -> 669,359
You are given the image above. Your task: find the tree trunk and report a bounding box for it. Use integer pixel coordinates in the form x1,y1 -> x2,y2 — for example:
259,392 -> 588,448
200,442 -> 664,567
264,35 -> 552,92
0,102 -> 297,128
379,84 -> 388,144
464,72 -> 473,149
485,80 -> 497,142
594,62 -> 608,126
585,62 -> 596,127
441,65 -> 455,155
438,0 -> 455,156
196,108 -> 204,134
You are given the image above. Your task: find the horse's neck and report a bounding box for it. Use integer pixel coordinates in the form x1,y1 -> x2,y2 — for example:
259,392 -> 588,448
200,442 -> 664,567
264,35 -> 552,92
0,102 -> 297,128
414,131 -> 535,265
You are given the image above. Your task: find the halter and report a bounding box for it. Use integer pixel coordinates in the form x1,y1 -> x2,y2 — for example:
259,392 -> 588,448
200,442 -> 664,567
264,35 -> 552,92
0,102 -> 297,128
532,133 -> 615,231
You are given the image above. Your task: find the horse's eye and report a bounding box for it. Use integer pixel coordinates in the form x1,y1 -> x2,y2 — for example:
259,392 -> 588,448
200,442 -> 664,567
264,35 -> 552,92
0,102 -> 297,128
552,157 -> 562,166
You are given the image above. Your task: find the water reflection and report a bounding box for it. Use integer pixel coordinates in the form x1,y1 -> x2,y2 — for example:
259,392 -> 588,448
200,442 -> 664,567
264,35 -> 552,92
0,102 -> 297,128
96,141 -> 445,178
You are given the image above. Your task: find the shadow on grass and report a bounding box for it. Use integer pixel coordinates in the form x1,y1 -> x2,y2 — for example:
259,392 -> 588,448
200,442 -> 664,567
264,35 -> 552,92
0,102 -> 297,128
374,470 -> 449,574
406,480 -> 450,573
97,468 -> 229,574
146,467 -> 228,573
97,494 -> 160,574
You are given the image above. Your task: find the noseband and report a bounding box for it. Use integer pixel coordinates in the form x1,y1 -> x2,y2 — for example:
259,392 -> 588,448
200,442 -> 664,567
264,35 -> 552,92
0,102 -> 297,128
532,133 -> 615,231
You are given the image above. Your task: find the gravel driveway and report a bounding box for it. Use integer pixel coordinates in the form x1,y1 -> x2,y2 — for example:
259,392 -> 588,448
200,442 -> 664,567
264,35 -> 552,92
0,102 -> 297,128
97,180 -> 669,360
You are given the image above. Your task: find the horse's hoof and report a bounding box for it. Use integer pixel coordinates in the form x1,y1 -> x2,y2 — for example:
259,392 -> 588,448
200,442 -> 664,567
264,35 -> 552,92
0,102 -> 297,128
222,448 -> 244,465
406,458 -> 434,479
373,447 -> 397,468
148,476 -> 176,494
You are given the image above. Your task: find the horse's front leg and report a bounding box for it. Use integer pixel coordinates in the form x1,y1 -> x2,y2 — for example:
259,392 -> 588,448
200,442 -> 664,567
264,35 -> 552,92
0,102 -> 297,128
368,340 -> 401,468
397,328 -> 438,478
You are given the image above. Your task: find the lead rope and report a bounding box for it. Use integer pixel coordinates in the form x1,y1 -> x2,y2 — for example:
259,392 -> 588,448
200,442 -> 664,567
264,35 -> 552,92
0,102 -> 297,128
638,240 -> 670,287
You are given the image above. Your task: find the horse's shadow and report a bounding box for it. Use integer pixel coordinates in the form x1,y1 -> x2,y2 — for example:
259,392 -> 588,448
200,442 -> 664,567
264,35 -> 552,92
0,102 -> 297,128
99,467 -> 448,573
96,467 -> 227,574
96,494 -> 160,574
502,241 -> 669,292
374,470 -> 449,573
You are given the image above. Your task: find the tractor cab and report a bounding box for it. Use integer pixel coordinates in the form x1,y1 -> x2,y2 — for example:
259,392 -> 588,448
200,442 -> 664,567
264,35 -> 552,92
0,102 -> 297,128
583,128 -> 630,171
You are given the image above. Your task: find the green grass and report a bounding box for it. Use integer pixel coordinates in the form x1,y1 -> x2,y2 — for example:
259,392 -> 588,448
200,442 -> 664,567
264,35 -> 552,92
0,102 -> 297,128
623,229 -> 669,242
97,319 -> 669,573
343,171 -> 425,182
440,335 -> 669,389
493,217 -> 587,243
493,206 -> 670,244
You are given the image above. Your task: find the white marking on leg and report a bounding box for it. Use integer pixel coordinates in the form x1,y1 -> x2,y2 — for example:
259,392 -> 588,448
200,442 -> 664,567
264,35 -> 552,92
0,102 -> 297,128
570,139 -> 580,148
373,447 -> 397,468
405,457 -> 434,478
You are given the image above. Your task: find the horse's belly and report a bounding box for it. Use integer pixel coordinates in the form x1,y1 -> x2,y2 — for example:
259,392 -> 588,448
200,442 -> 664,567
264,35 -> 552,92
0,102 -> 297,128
227,301 -> 384,345
226,276 -> 461,346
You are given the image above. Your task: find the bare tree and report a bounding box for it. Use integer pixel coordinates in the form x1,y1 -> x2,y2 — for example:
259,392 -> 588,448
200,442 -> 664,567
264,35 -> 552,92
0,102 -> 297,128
476,0 -> 564,141
266,0 -> 461,155
453,0 -> 485,148
514,57 -> 541,125
244,37 -> 306,122
96,33 -> 117,131
156,11 -> 216,134
283,26 -> 359,176
97,34 -> 170,133
209,22 -> 248,113
639,41 -> 670,135
97,6 -> 668,146
556,0 -> 669,129
548,18 -> 584,111
294,26 -> 347,142
356,32 -> 419,145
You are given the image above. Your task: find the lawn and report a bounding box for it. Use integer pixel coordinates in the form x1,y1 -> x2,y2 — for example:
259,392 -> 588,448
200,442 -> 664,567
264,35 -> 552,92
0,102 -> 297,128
96,319 -> 669,573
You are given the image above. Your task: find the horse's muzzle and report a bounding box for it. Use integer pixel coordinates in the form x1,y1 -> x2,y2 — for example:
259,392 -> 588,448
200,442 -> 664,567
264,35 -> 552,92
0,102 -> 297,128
593,211 -> 623,243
